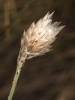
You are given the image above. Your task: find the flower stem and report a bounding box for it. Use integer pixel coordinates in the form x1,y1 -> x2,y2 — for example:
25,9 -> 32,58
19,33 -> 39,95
8,54 -> 27,100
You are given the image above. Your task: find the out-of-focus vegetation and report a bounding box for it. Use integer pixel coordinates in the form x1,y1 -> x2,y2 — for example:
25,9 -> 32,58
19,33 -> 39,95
0,0 -> 75,100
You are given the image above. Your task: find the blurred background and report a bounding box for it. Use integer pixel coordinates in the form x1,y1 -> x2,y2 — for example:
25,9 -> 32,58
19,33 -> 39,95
0,0 -> 75,100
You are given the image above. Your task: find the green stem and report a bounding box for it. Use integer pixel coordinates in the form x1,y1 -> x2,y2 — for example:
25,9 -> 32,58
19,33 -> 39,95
8,54 -> 27,100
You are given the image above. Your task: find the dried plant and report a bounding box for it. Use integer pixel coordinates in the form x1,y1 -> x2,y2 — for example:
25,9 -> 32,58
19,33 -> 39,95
8,12 -> 65,100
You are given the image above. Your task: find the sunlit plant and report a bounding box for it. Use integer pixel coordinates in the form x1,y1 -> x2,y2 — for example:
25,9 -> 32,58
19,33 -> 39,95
8,12 -> 65,100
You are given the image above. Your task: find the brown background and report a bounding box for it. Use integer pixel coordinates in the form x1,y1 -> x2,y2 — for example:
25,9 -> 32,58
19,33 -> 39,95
0,0 -> 75,100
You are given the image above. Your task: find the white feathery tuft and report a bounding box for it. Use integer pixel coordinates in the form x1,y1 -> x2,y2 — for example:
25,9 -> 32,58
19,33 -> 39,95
17,12 -> 65,63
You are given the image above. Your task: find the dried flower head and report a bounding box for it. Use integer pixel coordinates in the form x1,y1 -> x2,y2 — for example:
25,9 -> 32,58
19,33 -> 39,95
17,12 -> 64,63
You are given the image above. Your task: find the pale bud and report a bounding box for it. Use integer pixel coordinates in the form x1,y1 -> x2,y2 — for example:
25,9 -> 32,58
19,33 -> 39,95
17,12 -> 65,63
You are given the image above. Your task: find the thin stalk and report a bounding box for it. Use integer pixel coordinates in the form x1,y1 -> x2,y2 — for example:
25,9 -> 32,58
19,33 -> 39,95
8,54 -> 27,100
4,0 -> 10,40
